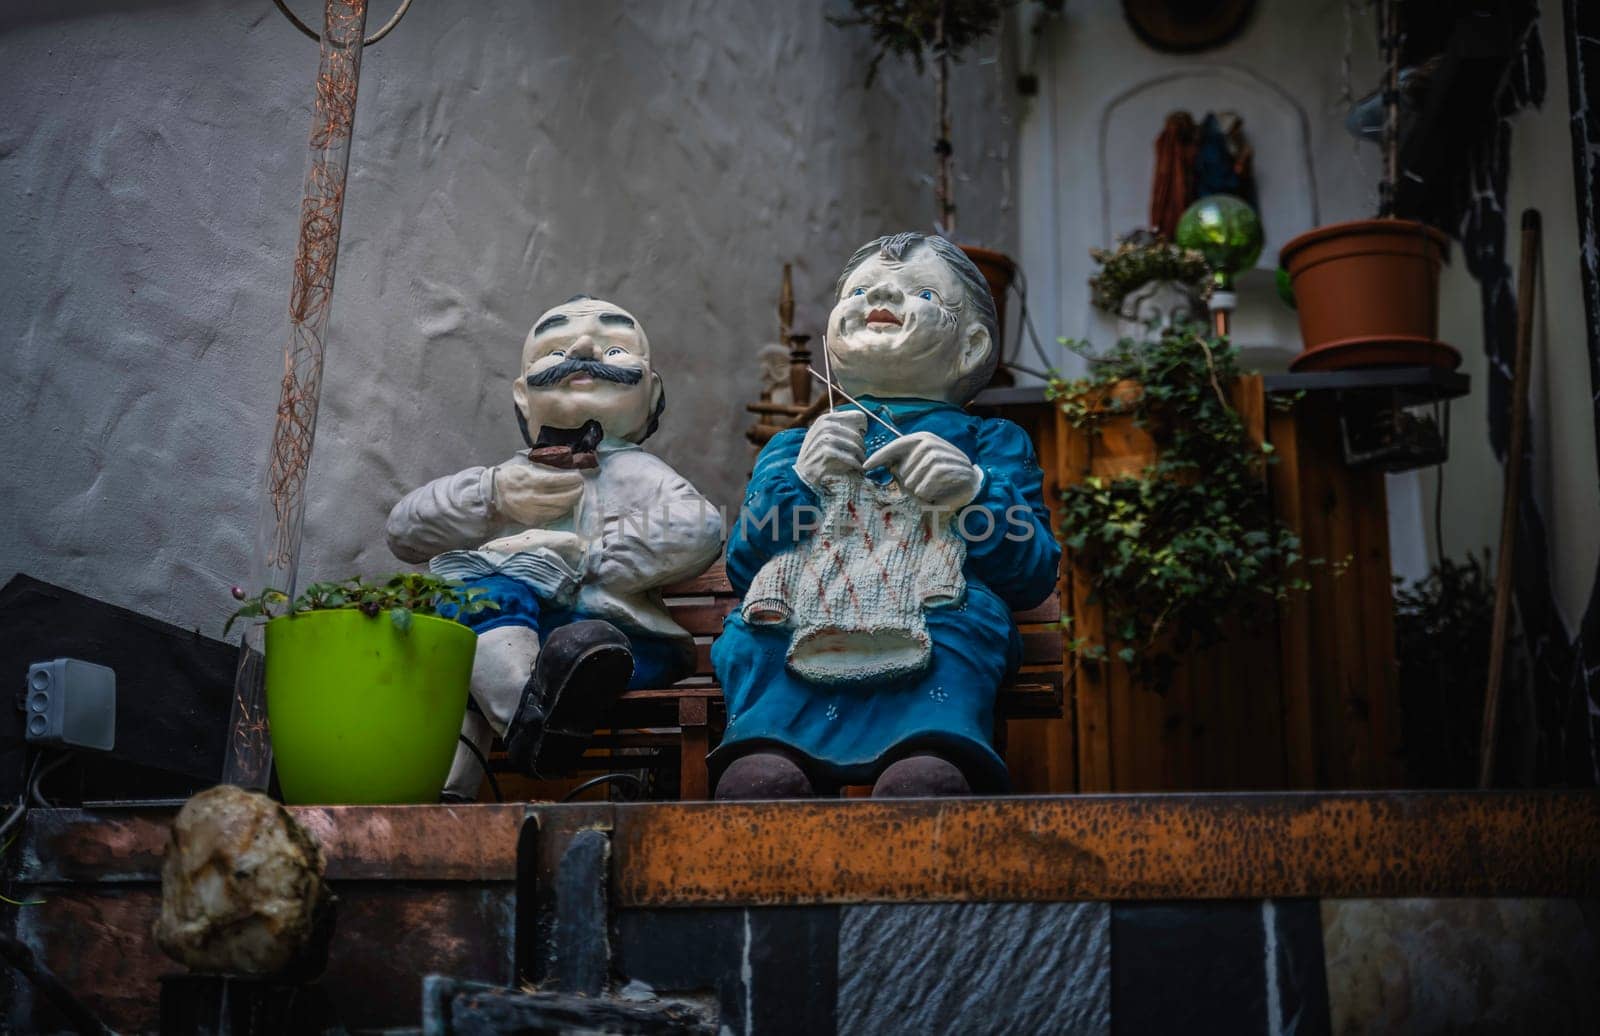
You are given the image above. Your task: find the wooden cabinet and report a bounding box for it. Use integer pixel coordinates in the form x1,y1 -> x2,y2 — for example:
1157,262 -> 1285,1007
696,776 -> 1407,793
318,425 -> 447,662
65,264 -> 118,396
977,380 -> 1404,792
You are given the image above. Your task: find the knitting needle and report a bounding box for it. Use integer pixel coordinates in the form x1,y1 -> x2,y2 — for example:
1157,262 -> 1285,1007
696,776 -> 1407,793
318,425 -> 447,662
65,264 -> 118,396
807,366 -> 904,439
820,330 -> 837,411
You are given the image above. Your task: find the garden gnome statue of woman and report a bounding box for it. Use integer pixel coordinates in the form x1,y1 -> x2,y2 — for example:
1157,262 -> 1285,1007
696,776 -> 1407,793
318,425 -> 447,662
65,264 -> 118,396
386,296 -> 722,800
711,233 -> 1060,798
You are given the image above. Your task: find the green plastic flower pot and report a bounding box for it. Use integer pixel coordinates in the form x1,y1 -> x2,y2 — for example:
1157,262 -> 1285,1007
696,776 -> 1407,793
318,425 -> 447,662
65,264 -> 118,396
264,609 -> 477,804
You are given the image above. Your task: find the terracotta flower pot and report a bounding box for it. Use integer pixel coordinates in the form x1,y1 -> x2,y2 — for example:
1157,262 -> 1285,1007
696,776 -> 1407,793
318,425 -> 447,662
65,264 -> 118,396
961,245 -> 1017,385
1278,218 -> 1460,372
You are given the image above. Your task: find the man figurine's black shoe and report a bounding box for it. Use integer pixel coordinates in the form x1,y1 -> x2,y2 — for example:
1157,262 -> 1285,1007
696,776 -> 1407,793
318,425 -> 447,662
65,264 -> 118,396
505,620 -> 634,776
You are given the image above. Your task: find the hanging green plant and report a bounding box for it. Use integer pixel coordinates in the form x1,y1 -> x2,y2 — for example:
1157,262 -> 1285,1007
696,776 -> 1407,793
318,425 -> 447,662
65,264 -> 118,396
828,0 -> 1017,86
1049,325 -> 1329,688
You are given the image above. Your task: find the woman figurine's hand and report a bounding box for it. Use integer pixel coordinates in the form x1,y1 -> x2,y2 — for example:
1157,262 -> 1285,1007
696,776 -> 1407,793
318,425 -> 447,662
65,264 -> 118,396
865,432 -> 984,510
794,410 -> 867,489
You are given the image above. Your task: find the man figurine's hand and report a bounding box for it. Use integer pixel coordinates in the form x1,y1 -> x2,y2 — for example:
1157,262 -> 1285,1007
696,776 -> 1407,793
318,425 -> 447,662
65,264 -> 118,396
794,410 -> 867,488
864,432 -> 984,510
492,457 -> 585,528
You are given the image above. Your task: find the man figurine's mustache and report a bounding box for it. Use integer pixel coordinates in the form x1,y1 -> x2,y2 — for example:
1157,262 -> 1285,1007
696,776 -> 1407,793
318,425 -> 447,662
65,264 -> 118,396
526,357 -> 644,388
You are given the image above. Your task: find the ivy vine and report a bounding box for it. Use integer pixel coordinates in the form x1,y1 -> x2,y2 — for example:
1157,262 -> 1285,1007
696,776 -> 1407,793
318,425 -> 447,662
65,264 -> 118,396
1049,325 -> 1330,689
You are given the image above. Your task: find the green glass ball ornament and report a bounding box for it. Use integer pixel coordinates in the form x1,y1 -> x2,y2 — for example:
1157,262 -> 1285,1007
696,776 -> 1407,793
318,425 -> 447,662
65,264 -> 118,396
1175,194 -> 1264,290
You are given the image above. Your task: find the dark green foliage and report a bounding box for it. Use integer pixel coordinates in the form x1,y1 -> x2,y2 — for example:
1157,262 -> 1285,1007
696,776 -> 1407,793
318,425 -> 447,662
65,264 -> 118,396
829,0 -> 1017,85
1088,237 -> 1213,315
1394,552 -> 1522,786
1050,325 -> 1324,689
225,573 -> 496,636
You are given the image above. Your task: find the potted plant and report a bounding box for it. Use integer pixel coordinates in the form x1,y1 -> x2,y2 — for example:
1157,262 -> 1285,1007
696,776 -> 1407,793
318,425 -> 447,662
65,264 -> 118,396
1049,324 -> 1324,687
226,574 -> 491,804
830,0 -> 1021,349
1277,0 -> 1457,372
1393,552 -> 1522,787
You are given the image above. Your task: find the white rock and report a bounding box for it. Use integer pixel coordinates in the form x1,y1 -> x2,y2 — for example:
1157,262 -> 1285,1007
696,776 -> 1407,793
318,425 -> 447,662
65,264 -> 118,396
153,785 -> 332,977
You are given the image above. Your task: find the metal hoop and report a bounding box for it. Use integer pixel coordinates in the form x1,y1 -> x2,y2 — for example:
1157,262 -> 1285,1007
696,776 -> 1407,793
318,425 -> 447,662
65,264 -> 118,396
272,0 -> 415,47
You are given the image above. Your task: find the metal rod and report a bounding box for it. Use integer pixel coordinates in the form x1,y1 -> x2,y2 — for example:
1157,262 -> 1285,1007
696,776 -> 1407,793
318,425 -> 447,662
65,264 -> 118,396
807,367 -> 903,438
224,0 -> 370,789
1379,0 -> 1401,218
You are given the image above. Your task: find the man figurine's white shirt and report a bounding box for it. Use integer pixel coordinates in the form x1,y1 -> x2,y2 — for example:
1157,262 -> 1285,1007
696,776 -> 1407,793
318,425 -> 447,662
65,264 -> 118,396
386,438 -> 721,641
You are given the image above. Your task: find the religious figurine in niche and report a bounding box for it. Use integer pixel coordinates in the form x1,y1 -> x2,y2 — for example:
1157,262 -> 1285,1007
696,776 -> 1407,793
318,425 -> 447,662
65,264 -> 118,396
1149,109 -> 1257,238
711,233 -> 1061,799
386,296 -> 722,800
1088,229 -> 1213,342
1194,111 -> 1257,207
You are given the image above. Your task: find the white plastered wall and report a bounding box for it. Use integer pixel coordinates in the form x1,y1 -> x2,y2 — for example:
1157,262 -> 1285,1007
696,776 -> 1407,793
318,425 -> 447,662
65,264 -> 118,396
0,0 -> 1019,634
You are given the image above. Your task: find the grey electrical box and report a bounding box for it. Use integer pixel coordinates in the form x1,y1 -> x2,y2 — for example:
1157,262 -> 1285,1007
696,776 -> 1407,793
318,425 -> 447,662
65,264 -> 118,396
24,658 -> 116,751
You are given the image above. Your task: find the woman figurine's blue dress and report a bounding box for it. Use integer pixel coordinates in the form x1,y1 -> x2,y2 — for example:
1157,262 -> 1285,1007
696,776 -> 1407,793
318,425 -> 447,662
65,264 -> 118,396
710,234 -> 1060,798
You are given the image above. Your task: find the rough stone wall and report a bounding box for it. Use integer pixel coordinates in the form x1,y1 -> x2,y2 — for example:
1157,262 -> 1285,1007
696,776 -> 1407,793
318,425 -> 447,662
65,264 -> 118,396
0,0 -> 1018,634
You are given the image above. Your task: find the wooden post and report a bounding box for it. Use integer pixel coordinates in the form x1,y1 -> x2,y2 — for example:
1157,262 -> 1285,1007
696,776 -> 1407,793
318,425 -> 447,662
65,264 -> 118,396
998,401 -> 1077,794
1058,403 -> 1114,792
1269,404 -> 1318,788
678,696 -> 711,801
1479,209 -> 1541,787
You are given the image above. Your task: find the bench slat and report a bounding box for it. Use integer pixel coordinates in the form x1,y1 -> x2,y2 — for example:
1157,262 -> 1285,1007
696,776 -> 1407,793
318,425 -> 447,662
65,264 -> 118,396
1012,595 -> 1061,624
661,559 -> 738,597
665,598 -> 739,635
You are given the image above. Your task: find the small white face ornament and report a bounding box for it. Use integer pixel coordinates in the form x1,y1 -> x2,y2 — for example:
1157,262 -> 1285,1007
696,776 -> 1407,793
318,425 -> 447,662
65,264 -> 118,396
1117,279 -> 1201,342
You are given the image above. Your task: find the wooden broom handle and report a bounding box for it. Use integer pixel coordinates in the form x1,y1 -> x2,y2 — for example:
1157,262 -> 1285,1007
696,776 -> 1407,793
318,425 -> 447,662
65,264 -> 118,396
1478,208 -> 1540,787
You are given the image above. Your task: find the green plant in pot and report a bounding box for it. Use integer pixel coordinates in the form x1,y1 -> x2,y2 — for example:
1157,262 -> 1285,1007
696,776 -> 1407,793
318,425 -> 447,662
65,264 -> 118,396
830,0 -> 1022,358
1049,324 -> 1324,688
226,574 -> 492,805
1393,551 -> 1526,787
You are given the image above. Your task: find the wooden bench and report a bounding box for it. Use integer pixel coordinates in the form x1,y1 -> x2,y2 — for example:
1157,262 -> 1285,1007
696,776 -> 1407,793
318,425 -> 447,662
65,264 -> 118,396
582,560 -> 1066,799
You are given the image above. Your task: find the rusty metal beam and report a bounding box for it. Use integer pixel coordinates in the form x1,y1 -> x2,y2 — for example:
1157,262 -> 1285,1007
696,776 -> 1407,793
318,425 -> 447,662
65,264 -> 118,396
6,805 -> 528,1034
9,804 -> 527,884
520,792 -> 1600,907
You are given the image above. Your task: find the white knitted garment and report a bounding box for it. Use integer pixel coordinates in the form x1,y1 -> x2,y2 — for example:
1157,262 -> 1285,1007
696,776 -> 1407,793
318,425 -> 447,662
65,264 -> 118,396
742,473 -> 966,683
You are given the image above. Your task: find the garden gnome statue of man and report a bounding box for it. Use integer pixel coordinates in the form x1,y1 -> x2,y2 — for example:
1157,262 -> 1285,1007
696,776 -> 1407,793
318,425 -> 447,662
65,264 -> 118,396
387,296 -> 722,800
711,233 -> 1060,798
